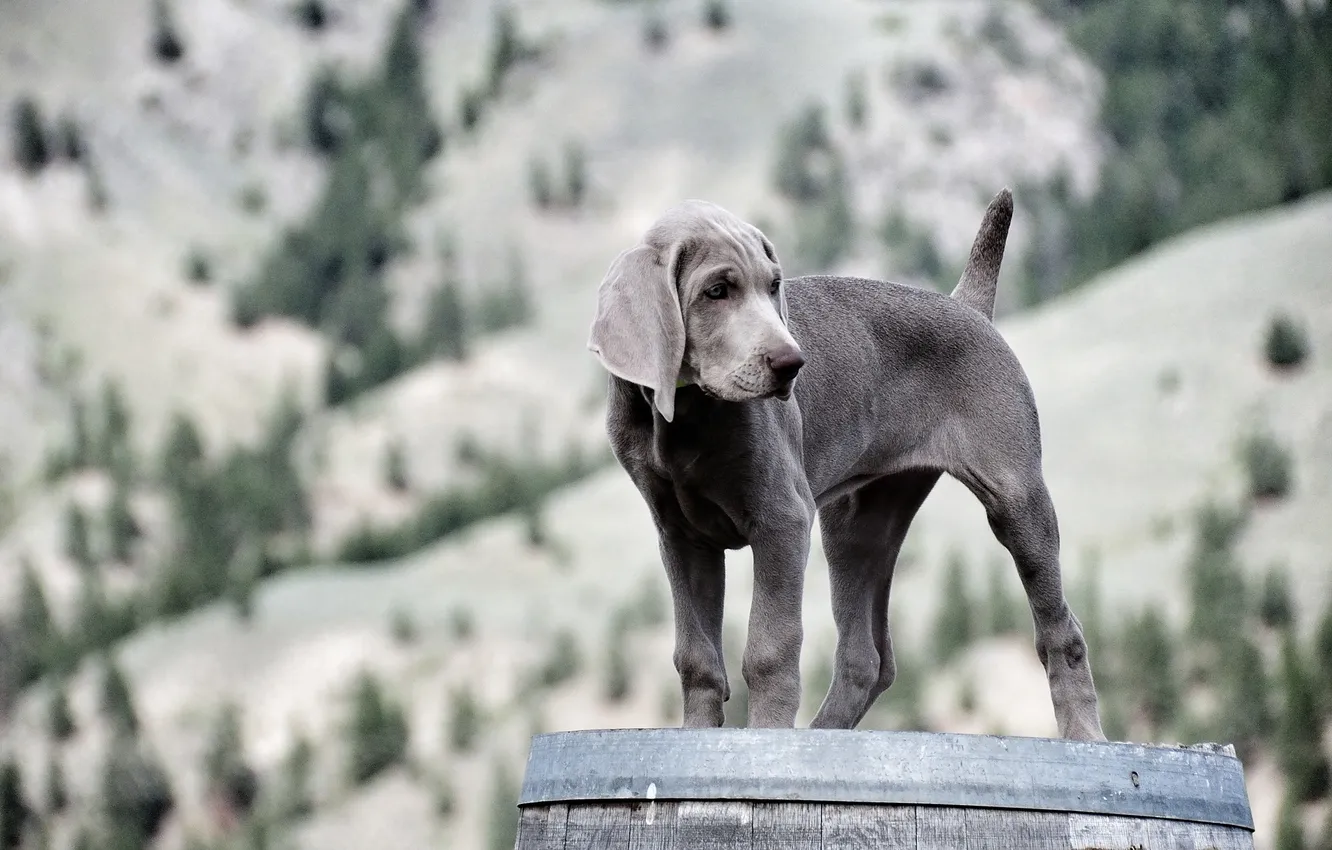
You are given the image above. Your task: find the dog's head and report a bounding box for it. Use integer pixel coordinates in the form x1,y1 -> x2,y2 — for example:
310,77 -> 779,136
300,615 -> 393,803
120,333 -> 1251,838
587,199 -> 804,422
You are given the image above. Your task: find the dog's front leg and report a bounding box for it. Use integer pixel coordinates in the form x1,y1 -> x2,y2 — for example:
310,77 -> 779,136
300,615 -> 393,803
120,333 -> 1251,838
657,529 -> 729,728
744,514 -> 813,728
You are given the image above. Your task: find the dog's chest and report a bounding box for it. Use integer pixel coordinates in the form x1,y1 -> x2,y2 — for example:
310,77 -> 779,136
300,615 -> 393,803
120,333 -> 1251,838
648,439 -> 754,549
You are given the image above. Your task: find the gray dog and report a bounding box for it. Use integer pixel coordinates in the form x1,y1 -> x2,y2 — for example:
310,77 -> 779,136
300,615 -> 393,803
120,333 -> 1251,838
587,190 -> 1105,741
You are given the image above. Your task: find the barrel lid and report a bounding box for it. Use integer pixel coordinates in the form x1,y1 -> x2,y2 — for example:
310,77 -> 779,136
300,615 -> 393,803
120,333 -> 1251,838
518,729 -> 1253,830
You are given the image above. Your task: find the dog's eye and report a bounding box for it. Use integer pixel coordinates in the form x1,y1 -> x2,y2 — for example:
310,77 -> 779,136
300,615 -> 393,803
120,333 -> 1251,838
770,278 -> 782,295
705,282 -> 729,300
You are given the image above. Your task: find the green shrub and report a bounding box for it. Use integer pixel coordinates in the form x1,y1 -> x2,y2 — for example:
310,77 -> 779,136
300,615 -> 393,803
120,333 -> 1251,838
105,479 -> 140,564
459,87 -> 485,133
1123,605 -> 1179,733
487,5 -> 526,97
150,0 -> 186,64
536,629 -> 581,688
383,439 -> 409,493
603,613 -> 633,704
1241,430 -> 1293,501
11,96 -> 49,176
419,263 -> 469,362
528,156 -> 554,210
0,758 -> 30,850
1265,313 -> 1310,370
52,113 -> 85,163
44,754 -> 67,815
1277,633 -> 1331,802
293,0 -> 328,31
184,248 -> 212,284
485,758 -> 520,850
276,732 -> 315,822
389,606 -> 418,645
1276,792 -> 1307,850
101,658 -> 140,736
446,684 -> 482,752
702,0 -> 730,31
564,140 -> 588,207
49,685 -> 77,742
346,669 -> 409,784
1214,632 -> 1272,763
643,12 -> 669,51
204,701 -> 259,817
1259,563 -> 1295,629
100,735 -> 175,844
932,550 -> 974,664
845,71 -> 868,130
65,502 -> 95,571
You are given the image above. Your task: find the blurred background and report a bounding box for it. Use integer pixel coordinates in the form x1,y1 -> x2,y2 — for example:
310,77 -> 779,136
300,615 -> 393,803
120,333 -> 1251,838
0,0 -> 1328,847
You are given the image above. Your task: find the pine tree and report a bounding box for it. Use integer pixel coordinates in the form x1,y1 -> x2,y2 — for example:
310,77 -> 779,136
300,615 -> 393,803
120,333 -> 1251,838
150,0 -> 186,64
0,757 -> 29,850
346,670 -> 409,784
1277,632 -> 1331,802
65,501 -> 95,571
932,550 -> 974,664
1315,594 -> 1332,705
203,701 -> 258,817
563,140 -> 588,208
485,757 -> 519,850
100,735 -> 175,846
159,411 -> 206,490
10,96 -> 49,176
1260,563 -> 1296,629
1214,632 -> 1272,762
17,560 -> 62,684
384,439 -> 409,493
105,478 -> 140,564
985,554 -> 1024,636
1276,791 -> 1307,850
100,658 -> 140,737
1124,605 -> 1179,734
277,731 -> 314,821
44,755 -> 67,815
447,684 -> 482,753
420,237 -> 468,361
48,684 -> 77,742
97,377 -> 134,480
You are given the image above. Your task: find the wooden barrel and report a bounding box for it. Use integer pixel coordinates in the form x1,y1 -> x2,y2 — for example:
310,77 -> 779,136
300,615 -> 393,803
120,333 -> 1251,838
513,729 -> 1255,849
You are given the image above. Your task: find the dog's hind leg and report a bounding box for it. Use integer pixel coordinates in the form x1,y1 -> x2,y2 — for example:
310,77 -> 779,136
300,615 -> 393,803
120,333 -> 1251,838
809,471 -> 940,729
951,450 -> 1106,741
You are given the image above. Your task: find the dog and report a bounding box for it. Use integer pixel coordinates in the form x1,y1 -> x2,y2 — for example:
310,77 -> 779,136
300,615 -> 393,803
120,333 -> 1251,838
587,190 -> 1105,740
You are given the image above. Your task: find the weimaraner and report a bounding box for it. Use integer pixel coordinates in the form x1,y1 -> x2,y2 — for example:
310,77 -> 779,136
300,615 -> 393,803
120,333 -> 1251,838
587,190 -> 1105,741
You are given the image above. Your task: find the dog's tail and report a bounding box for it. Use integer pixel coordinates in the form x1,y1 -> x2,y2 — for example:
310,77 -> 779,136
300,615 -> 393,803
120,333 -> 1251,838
949,188 -> 1013,321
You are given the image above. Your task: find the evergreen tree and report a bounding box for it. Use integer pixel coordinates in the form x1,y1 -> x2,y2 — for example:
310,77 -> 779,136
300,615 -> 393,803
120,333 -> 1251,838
100,658 -> 140,737
420,237 -> 469,361
48,684 -> 77,742
345,670 -> 409,784
932,550 -> 974,664
485,758 -> 519,850
603,611 -> 633,704
44,754 -> 67,815
563,140 -> 588,208
1277,632 -> 1331,802
69,396 -> 93,470
1317,595 -> 1332,705
1259,563 -> 1296,629
97,377 -> 133,480
10,96 -> 49,176
17,560 -> 63,684
1276,791 -> 1307,850
985,554 -> 1024,636
0,757 -> 28,850
150,0 -> 186,64
105,478 -> 140,564
100,735 -> 174,847
1185,502 -> 1248,652
65,501 -> 95,571
159,411 -> 206,490
384,439 -> 409,492
277,731 -> 314,821
486,5 -> 524,97
447,684 -> 482,753
203,702 -> 258,818
1214,632 -> 1272,762
1124,605 -> 1179,733
1265,313 -> 1310,371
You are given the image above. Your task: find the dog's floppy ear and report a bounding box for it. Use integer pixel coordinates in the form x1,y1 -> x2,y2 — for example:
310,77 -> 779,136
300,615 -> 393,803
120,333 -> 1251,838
588,238 -> 690,422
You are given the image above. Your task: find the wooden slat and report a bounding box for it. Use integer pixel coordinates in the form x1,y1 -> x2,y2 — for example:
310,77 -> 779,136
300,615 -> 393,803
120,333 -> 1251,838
514,804 -> 567,850
628,800 -> 678,850
917,806 -> 967,848
675,801 -> 754,849
565,802 -> 632,849
821,803 -> 915,849
1069,813 -> 1255,849
752,803 -> 820,850
963,809 -> 1067,849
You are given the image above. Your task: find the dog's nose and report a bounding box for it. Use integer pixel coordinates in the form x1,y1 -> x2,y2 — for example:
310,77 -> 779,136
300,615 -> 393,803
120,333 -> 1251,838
767,347 -> 805,383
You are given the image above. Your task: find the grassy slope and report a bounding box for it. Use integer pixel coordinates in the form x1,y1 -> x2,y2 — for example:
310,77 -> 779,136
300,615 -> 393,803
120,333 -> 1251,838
5,190 -> 1328,850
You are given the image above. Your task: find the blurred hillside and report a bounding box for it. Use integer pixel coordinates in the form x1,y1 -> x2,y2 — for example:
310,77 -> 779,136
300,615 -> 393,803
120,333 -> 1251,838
0,0 -> 1329,849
